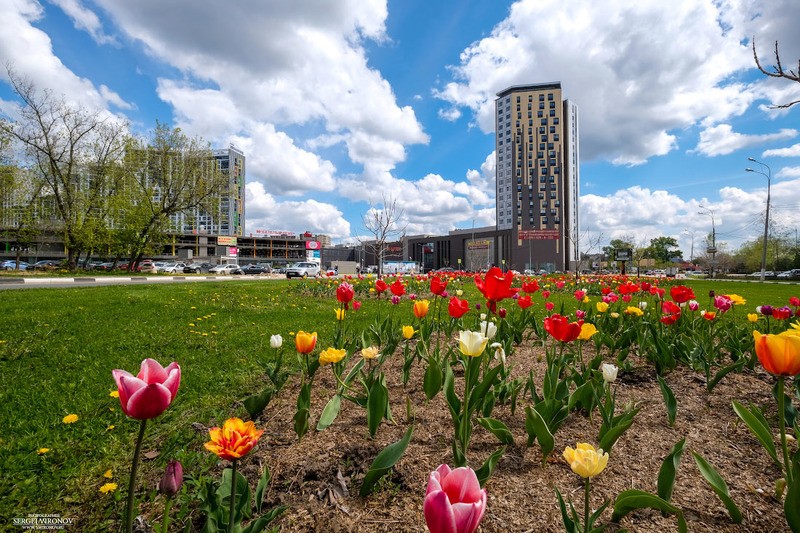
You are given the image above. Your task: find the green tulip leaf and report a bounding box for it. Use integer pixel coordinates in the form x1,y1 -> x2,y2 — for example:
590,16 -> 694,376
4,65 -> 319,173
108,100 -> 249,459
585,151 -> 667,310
254,464 -> 270,514
443,361 -> 461,417
218,468 -> 252,521
707,358 -> 745,392
731,400 -> 779,465
477,417 -> 514,445
293,408 -> 310,441
555,487 -> 581,533
657,438 -> 686,503
598,408 -> 639,454
367,379 -> 389,438
475,446 -> 506,488
785,472 -> 800,533
316,394 -> 342,431
611,489 -> 686,533
359,425 -> 414,497
423,357 -> 442,400
342,357 -> 365,386
525,405 -> 554,464
243,387 -> 275,420
691,452 -> 742,524
468,363 -> 504,413
656,375 -> 677,427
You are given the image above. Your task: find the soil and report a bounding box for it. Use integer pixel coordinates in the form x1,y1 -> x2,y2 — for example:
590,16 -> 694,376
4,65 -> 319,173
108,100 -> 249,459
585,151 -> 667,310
239,336 -> 794,533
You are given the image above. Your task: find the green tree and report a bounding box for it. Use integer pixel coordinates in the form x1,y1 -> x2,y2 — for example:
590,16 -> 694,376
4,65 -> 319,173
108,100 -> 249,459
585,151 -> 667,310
115,123 -> 226,269
0,70 -> 129,269
648,236 -> 681,264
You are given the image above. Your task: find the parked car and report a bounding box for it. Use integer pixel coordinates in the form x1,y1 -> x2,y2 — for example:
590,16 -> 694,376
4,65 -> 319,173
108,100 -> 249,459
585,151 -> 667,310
157,262 -> 188,274
240,264 -> 269,275
1,260 -> 28,271
30,259 -> 62,271
748,271 -> 777,278
183,262 -> 215,274
777,269 -> 800,279
209,264 -> 243,275
285,262 -> 321,279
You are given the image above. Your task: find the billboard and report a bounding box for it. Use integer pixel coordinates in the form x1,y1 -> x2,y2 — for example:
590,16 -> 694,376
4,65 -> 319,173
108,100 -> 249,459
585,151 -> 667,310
306,241 -> 321,250
518,230 -> 560,240
218,236 -> 238,246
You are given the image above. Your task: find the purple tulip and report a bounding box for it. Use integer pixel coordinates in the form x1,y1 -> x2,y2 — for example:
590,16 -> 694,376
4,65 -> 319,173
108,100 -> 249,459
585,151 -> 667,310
160,460 -> 183,497
112,358 -> 181,420
391,295 -> 401,305
424,464 -> 487,533
758,305 -> 773,316
576,309 -> 586,319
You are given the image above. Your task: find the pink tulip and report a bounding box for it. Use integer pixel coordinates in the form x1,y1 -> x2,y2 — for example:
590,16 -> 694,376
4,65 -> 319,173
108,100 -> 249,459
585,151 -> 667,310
112,358 -> 181,420
424,464 -> 487,533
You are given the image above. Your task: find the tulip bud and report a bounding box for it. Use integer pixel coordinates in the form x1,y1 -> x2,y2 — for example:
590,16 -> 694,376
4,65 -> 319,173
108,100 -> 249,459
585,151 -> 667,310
270,334 -> 283,349
160,460 -> 183,497
775,477 -> 787,499
498,308 -> 507,318
601,363 -> 618,383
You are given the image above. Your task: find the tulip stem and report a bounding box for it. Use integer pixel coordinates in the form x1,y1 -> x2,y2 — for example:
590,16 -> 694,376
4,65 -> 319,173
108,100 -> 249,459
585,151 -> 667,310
228,459 -> 238,533
583,477 -> 590,533
777,377 -> 793,486
125,419 -> 147,533
161,496 -> 172,533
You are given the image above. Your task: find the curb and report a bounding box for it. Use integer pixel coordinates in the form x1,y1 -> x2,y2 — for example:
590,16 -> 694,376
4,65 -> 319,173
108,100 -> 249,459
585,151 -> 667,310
0,276 -> 244,284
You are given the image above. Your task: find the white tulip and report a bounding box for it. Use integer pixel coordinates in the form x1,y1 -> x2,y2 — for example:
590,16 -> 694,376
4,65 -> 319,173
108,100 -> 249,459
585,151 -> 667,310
601,363 -> 618,383
270,334 -> 283,349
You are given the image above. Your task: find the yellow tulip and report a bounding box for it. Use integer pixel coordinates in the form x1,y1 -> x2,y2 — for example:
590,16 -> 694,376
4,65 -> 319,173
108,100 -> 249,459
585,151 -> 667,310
753,331 -> 800,376
458,330 -> 488,357
725,294 -> 746,305
402,325 -> 415,339
624,306 -> 644,317
578,323 -> 598,341
361,346 -> 380,359
596,302 -> 609,313
563,443 -> 609,478
610,312 -> 620,318
319,347 -> 347,366
413,299 -> 430,319
335,308 -> 346,321
747,313 -> 759,323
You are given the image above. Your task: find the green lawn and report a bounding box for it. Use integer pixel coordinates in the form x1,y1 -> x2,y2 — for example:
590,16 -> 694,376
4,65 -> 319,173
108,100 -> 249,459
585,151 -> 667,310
0,275 -> 797,529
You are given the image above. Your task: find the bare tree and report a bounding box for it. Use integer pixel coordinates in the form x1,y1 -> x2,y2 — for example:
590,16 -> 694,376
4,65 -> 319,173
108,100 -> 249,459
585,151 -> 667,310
753,38 -> 800,109
0,68 -> 129,269
360,195 -> 407,277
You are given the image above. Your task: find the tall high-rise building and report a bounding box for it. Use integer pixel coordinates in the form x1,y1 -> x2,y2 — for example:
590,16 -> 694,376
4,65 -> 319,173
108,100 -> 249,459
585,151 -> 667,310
174,146 -> 246,236
495,82 -> 579,271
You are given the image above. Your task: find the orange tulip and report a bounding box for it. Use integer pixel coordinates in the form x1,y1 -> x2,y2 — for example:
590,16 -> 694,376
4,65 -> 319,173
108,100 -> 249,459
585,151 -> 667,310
295,331 -> 317,354
413,299 -> 430,319
753,331 -> 800,376
204,417 -> 264,461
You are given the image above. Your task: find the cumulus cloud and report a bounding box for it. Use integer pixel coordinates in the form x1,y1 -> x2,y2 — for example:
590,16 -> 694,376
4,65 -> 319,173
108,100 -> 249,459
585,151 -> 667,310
693,124 -> 798,156
434,0 -> 800,165
776,166 -> 800,179
245,182 -> 351,238
50,0 -> 117,45
763,142 -> 800,157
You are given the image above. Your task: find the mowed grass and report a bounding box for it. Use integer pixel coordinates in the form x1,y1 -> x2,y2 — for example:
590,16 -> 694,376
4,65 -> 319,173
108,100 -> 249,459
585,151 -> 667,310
0,275 -> 798,529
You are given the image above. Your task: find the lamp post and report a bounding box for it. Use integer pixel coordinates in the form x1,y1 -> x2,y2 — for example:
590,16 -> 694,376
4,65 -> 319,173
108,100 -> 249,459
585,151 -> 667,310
682,229 -> 695,264
746,158 -> 771,283
698,205 -> 716,278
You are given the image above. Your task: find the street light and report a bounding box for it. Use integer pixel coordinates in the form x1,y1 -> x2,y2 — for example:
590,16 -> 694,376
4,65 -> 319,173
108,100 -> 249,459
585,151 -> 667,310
698,205 -> 716,278
746,157 -> 771,283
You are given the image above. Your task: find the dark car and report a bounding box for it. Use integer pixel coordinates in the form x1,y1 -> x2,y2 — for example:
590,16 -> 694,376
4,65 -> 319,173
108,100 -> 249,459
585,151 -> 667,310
240,264 -> 269,275
183,262 -> 215,274
30,259 -> 61,271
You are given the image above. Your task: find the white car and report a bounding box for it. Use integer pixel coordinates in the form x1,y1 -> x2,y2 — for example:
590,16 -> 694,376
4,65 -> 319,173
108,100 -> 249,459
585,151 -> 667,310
209,264 -> 242,275
158,262 -> 188,274
777,269 -> 800,279
285,262 -> 320,278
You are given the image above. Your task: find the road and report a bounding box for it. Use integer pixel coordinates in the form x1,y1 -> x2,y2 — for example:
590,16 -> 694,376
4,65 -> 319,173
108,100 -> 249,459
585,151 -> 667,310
0,274 -> 282,290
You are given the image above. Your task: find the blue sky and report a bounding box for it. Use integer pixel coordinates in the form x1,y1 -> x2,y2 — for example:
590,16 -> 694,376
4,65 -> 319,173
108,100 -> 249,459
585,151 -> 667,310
2,0 -> 800,259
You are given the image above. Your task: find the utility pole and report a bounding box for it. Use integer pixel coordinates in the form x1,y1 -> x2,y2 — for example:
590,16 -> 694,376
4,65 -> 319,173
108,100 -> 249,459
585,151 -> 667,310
746,158 -> 771,283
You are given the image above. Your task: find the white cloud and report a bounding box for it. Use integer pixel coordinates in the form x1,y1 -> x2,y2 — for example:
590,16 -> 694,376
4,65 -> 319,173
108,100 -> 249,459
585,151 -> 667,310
245,182 -> 350,238
763,142 -> 800,158
438,107 -> 462,121
693,124 -> 798,156
776,166 -> 800,179
434,0 -> 800,165
50,0 -> 117,45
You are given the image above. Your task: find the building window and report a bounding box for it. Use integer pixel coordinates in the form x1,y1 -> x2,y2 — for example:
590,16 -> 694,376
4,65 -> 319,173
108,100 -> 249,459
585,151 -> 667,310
537,111 -> 543,118
547,93 -> 553,100
539,94 -> 544,101
554,117 -> 560,124
549,101 -> 556,108
549,109 -> 556,116
541,118 -> 548,125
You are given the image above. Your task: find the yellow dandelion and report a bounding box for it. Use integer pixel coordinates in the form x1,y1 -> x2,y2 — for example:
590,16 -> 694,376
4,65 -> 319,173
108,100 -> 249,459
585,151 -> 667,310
106,425 -> 115,431
103,469 -> 113,479
62,414 -> 78,424
37,448 -> 50,455
99,483 -> 118,494
189,323 -> 195,327
109,390 -> 119,398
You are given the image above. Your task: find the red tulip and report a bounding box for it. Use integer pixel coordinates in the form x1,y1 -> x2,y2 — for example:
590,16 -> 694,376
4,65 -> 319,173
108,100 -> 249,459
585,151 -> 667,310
545,301 -> 555,311
543,313 -> 582,343
336,282 -> 354,304
474,267 -> 519,308
375,279 -> 388,293
390,279 -> 406,297
431,276 -> 448,296
522,279 -> 539,293
448,297 -> 470,318
160,460 -> 183,497
661,300 -> 681,325
424,464 -> 486,533
670,285 -> 695,304
517,295 -> 533,309
574,289 -> 586,301
112,358 -> 181,420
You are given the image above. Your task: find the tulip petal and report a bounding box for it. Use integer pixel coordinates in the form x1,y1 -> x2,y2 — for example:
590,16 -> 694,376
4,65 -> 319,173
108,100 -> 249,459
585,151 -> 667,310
450,498 -> 486,533
138,358 -> 168,384
440,467 -> 483,503
125,382 -> 172,419
423,490 -> 457,533
162,365 -> 181,400
115,374 -> 146,416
